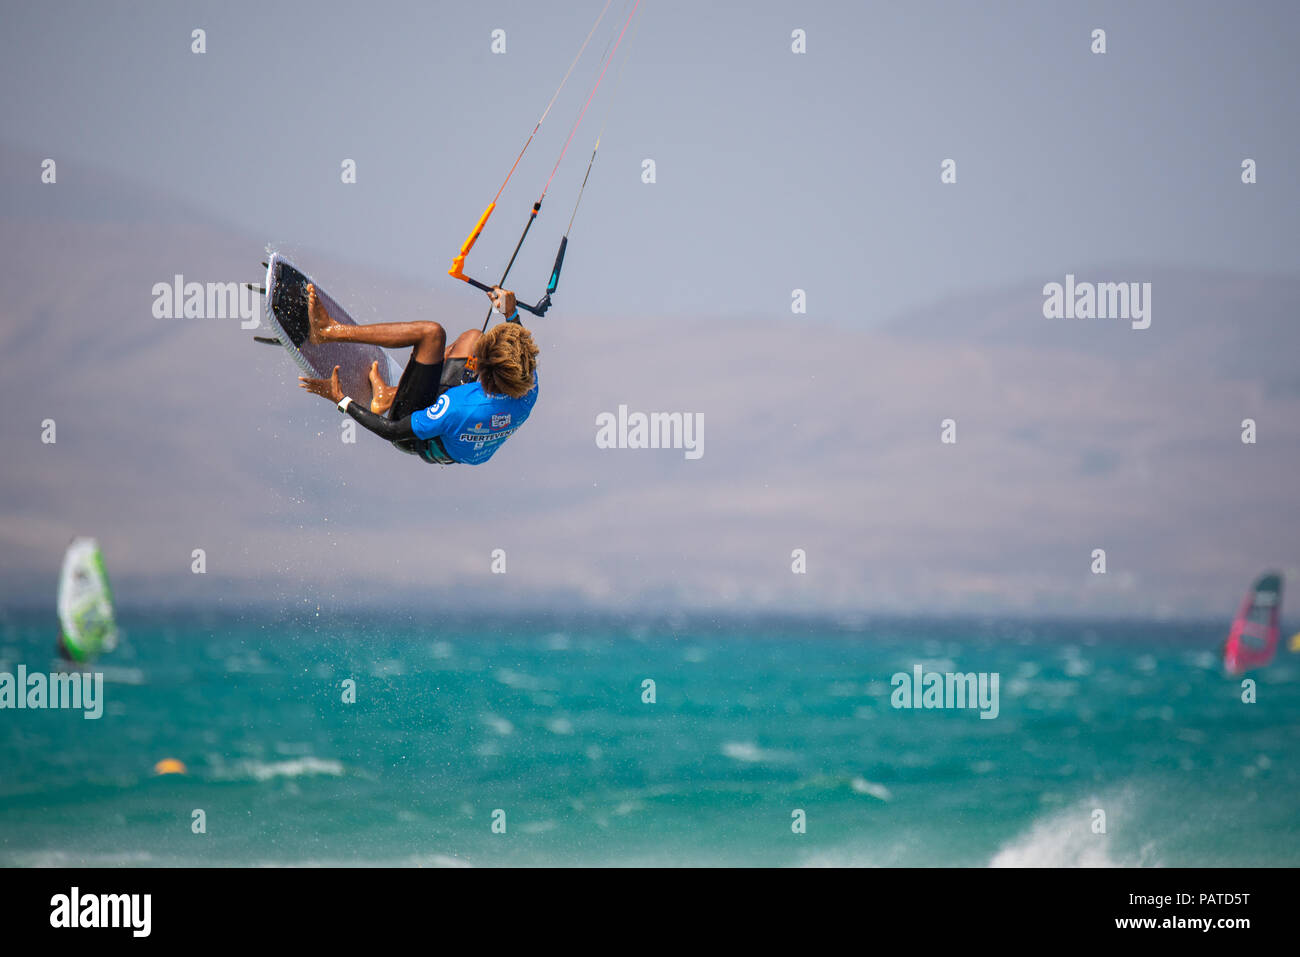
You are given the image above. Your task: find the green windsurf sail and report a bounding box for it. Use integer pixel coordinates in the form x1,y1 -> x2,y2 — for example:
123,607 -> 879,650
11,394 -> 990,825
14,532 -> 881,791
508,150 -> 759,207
57,538 -> 117,663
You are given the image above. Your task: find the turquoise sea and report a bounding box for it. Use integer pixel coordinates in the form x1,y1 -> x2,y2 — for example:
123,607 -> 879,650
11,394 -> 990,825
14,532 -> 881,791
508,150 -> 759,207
1,611 -> 1296,867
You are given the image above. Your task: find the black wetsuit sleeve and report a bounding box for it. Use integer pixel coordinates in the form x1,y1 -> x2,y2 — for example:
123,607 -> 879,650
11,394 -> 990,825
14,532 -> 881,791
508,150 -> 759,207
342,401 -> 417,442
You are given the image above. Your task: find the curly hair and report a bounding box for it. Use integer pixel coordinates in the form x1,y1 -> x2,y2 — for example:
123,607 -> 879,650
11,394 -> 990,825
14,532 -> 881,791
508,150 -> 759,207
475,322 -> 539,399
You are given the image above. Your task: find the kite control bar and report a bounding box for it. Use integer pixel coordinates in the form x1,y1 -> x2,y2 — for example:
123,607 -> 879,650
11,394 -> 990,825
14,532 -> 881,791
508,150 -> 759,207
448,201 -> 568,319
452,243 -> 567,317
447,202 -> 495,284
444,0 -> 636,327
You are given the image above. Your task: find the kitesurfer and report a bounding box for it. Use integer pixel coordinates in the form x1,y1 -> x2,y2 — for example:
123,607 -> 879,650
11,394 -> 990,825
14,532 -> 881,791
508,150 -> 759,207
297,284 -> 538,465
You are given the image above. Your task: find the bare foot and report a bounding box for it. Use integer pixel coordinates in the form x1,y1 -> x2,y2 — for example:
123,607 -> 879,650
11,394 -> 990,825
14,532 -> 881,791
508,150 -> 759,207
368,360 -> 396,414
306,284 -> 339,344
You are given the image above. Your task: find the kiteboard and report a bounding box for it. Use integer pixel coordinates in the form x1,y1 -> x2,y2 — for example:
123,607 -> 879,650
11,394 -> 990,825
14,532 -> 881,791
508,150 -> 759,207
257,253 -> 394,408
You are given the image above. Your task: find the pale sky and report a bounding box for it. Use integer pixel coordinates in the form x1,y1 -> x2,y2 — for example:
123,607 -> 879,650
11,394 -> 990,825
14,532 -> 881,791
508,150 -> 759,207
3,0 -> 1297,324
2,1 -> 1298,618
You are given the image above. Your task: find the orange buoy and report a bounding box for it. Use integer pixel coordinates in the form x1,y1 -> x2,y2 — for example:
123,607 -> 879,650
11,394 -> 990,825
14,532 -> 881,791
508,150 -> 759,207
153,758 -> 187,776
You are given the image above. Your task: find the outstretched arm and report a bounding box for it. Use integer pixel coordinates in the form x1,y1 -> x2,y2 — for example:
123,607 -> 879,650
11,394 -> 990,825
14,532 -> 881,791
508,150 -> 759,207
339,398 -> 418,442
300,366 -> 418,442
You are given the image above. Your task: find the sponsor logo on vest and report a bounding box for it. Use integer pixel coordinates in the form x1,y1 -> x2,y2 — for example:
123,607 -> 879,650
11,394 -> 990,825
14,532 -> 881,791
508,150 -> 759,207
425,394 -> 451,420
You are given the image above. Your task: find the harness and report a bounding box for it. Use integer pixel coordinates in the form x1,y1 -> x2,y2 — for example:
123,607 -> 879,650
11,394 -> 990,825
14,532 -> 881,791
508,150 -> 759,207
420,436 -> 457,465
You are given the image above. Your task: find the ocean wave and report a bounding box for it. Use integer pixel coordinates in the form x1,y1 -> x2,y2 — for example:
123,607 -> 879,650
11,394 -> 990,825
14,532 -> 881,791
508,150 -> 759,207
7,849 -> 156,867
988,793 -> 1155,867
495,668 -> 550,691
850,777 -> 892,801
482,714 -> 514,736
720,741 -> 792,764
519,820 -> 558,834
234,757 -> 344,782
252,853 -> 472,868
98,666 -> 147,685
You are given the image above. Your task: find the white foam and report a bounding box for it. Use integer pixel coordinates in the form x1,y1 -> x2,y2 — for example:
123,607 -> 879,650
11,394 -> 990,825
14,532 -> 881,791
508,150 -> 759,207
483,714 -> 514,736
495,668 -> 548,691
1063,656 -> 1092,678
520,820 -> 558,834
989,794 -> 1154,868
98,666 -> 146,685
8,849 -> 155,867
255,853 -> 472,868
850,777 -> 892,801
720,741 -> 791,764
721,741 -> 764,762
240,757 -> 344,782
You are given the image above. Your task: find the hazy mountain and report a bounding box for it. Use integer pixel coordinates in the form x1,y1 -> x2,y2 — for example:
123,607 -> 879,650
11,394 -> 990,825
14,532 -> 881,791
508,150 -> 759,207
1,148 -> 1297,620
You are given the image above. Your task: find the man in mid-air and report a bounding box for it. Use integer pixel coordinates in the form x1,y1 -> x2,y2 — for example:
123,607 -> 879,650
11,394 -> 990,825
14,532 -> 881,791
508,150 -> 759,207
298,285 -> 539,465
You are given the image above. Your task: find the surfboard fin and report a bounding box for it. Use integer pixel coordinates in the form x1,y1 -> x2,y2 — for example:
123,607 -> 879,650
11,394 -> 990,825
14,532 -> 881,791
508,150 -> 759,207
245,283 -> 266,295
252,336 -> 280,346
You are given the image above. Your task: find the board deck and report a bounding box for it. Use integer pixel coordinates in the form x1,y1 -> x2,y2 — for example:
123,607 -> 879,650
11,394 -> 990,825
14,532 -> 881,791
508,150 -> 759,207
262,254 -> 392,407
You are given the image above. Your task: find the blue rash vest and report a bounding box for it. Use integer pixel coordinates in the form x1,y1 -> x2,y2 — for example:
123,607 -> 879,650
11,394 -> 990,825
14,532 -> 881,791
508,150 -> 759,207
410,372 -> 538,465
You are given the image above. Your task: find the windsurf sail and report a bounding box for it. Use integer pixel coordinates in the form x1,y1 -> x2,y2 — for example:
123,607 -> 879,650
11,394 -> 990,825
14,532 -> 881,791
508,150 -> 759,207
1222,571 -> 1282,674
57,538 -> 117,664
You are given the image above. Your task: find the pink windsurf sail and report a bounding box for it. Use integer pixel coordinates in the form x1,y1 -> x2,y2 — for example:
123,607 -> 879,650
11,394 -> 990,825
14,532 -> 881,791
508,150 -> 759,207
1223,572 -> 1283,674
